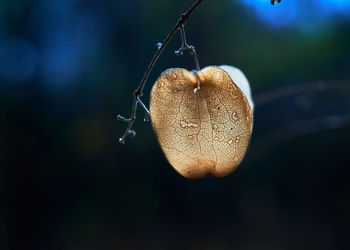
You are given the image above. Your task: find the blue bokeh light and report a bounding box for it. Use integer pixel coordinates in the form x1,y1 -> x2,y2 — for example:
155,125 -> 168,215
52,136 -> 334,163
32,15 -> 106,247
239,0 -> 298,28
29,0 -> 112,87
0,38 -> 38,82
238,0 -> 350,28
318,0 -> 350,16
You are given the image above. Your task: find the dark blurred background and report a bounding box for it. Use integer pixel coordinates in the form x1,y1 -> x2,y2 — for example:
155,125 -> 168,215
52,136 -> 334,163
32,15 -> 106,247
1,0 -> 350,249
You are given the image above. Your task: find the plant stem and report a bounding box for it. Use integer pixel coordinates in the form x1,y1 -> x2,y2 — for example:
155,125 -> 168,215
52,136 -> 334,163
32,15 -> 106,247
175,25 -> 200,71
117,0 -> 205,144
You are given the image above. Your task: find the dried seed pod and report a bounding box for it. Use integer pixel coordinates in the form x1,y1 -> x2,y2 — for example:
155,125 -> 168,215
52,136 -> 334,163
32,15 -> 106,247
150,66 -> 253,178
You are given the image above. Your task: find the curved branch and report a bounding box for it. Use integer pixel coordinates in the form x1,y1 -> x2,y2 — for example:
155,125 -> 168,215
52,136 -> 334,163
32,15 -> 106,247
254,79 -> 350,106
249,113 -> 350,159
117,0 -> 204,144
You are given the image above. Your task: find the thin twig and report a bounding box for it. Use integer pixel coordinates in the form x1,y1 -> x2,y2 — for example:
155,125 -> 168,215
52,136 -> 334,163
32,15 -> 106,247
254,79 -> 350,106
175,24 -> 201,92
249,112 -> 350,159
175,25 -> 201,71
117,0 -> 204,144
248,78 -> 350,160
137,97 -> 150,122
